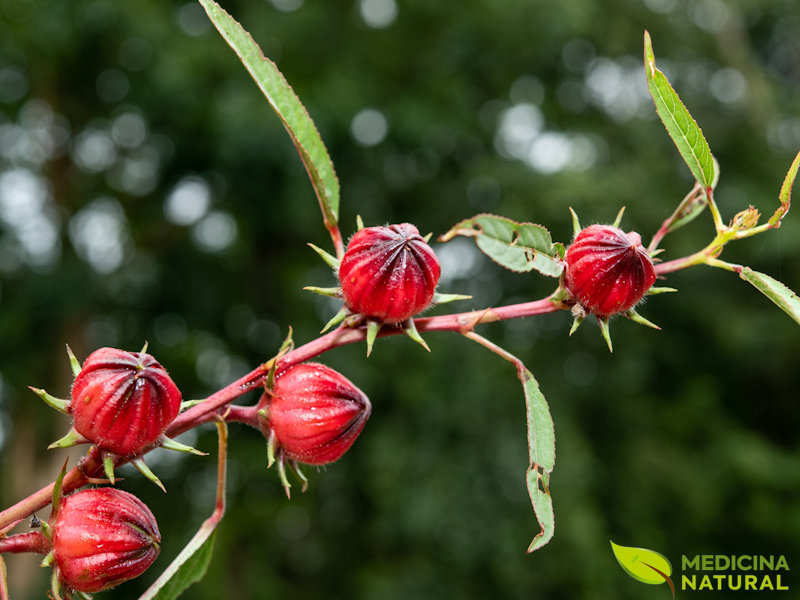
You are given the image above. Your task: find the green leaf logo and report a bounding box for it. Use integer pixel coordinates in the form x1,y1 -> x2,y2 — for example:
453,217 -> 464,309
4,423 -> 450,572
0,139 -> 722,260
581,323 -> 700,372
610,541 -> 675,598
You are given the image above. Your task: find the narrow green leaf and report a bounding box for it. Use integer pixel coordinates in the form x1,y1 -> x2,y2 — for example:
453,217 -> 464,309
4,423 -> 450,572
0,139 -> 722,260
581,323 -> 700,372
198,0 -> 340,227
520,368 -> 556,552
739,268 -> 800,325
142,532 -> 217,600
441,214 -> 564,277
644,31 -> 716,188
769,150 -> 800,227
140,422 -> 228,600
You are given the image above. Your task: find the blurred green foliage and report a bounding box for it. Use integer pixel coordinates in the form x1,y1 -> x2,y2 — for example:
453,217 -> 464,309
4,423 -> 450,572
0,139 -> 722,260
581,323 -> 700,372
1,0 -> 799,598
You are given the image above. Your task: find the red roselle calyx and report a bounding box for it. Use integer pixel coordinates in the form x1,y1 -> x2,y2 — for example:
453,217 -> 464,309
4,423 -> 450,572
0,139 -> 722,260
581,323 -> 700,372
339,223 -> 441,323
53,488 -> 160,593
564,224 -> 656,318
261,362 -> 371,466
70,347 -> 182,456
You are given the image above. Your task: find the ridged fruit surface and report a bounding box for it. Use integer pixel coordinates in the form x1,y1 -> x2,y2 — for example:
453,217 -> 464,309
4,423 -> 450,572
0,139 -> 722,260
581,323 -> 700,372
53,488 -> 160,593
564,225 -> 656,317
71,348 -> 181,456
266,363 -> 371,465
339,223 -> 441,323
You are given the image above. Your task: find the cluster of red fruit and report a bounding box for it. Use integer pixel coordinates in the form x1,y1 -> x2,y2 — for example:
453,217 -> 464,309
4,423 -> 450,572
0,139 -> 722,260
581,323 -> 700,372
2,219 -> 656,594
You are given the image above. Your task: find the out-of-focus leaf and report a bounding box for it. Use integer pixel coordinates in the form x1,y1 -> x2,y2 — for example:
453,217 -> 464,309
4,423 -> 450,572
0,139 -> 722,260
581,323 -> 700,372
610,541 -> 673,586
739,268 -> 800,326
520,368 -> 556,552
769,150 -> 800,227
440,214 -> 564,277
198,0 -> 340,228
644,31 -> 717,189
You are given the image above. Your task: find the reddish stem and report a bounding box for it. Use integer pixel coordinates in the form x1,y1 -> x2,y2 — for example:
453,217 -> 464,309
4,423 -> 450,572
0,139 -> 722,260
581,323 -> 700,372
0,531 -> 49,555
0,295 -> 579,530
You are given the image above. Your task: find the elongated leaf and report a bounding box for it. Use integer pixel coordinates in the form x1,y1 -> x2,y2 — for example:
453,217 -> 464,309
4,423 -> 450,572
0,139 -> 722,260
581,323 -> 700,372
739,268 -> 800,325
769,150 -> 800,226
440,214 -> 564,277
520,368 -> 556,552
198,0 -> 339,227
140,421 -> 228,600
644,31 -> 717,188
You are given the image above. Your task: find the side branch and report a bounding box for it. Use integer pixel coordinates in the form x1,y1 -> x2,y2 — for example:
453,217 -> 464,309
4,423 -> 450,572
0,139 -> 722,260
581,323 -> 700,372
0,296 -> 563,530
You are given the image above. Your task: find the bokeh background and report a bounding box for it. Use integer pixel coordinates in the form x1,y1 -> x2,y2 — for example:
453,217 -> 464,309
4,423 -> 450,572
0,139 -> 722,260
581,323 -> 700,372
1,0 -> 799,598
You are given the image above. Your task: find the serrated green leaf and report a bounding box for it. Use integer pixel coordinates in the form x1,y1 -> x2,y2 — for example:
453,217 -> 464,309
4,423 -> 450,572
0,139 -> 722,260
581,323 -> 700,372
739,267 -> 800,326
198,0 -> 339,227
520,368 -> 556,552
644,31 -> 716,188
610,541 -> 673,586
441,214 -> 564,277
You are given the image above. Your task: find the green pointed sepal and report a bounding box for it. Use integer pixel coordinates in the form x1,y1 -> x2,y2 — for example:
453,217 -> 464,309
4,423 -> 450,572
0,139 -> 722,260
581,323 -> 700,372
180,399 -> 204,411
365,321 -> 381,357
625,308 -> 661,330
277,454 -> 292,499
646,286 -> 678,296
569,207 -> 582,238
29,386 -> 69,414
47,428 -> 88,450
597,317 -> 614,353
612,206 -> 626,228
569,315 -> 584,336
140,340 -> 149,354
66,345 -> 81,377
40,550 -> 55,568
320,307 -> 350,333
303,286 -> 342,299
292,461 -> 309,493
422,232 -> 433,243
103,452 -> 116,485
307,243 -> 340,270
266,327 -> 294,390
266,428 -> 277,468
50,457 -> 69,522
160,436 -> 208,456
355,215 -> 365,231
133,458 -> 166,493
404,319 -> 430,352
431,292 -> 472,306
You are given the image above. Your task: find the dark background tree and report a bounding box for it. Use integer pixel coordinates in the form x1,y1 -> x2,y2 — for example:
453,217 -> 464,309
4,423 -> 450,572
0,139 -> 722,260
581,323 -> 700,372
1,0 -> 799,598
